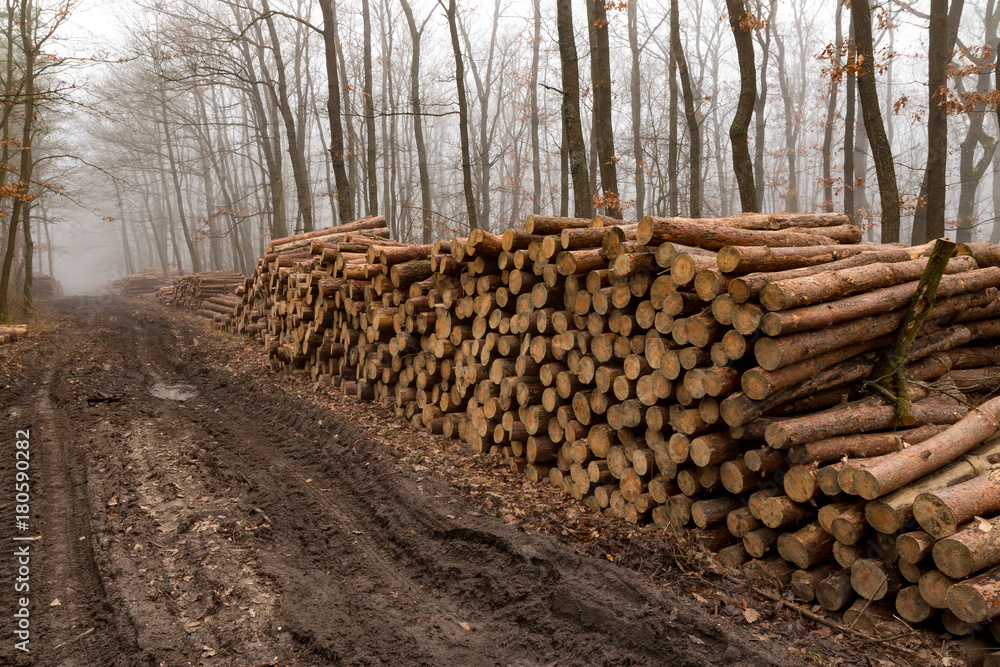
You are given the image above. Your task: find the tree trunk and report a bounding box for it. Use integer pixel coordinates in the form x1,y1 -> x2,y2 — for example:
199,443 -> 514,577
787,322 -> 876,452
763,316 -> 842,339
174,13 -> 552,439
445,0 -> 479,230
672,6 -> 700,218
725,0 -> 758,212
399,0 -> 432,243
851,0 -> 900,242
556,0 -> 592,218
157,86 -> 201,273
629,0 -> 644,219
822,1 -> 843,213
924,0 -> 951,241
362,0 -> 378,216
844,16 -> 856,223
752,0 -> 775,206
318,0 -> 355,225
531,0 -> 542,215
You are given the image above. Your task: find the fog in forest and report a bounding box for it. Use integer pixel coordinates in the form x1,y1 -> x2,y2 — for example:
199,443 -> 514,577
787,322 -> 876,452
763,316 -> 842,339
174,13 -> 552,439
0,0 -> 992,298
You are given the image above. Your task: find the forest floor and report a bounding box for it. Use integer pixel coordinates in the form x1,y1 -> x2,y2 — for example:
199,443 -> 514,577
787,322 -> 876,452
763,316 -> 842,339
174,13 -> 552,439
0,296 -> 986,666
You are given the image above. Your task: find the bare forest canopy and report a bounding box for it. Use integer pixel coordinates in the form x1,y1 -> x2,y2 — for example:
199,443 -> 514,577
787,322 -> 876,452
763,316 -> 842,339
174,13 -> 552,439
1,0 -> 1000,309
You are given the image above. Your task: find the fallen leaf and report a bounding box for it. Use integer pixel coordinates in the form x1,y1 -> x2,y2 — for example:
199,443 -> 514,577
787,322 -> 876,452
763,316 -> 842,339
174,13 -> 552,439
692,592 -> 708,604
744,608 -> 760,624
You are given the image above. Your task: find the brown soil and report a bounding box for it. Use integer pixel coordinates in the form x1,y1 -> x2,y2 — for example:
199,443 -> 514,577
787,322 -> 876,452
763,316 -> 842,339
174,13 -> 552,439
0,297 -> 976,666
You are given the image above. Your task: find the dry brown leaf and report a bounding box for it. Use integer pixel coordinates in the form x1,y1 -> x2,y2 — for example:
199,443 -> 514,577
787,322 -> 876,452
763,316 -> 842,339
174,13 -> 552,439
744,608 -> 760,624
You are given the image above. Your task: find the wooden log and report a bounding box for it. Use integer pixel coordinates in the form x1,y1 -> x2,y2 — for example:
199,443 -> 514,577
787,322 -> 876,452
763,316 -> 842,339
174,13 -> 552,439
862,438 -> 1000,535
897,530 -> 936,565
637,216 -> 858,249
933,515 -> 1000,580
787,424 -> 949,466
895,586 -> 933,623
815,567 -> 855,611
776,521 -> 835,569
525,214 -> 592,234
727,506 -> 762,538
914,469 -> 1000,539
741,337 -> 890,401
789,563 -> 839,603
830,505 -> 869,546
691,497 -> 743,528
753,289 -> 997,371
760,267 -> 1000,336
851,401 -> 1000,500
947,565 -> 1000,623
716,242 -> 921,274
758,255 -> 975,311
764,395 -> 967,450
743,527 -> 780,558
757,495 -> 813,529
851,558 -> 902,600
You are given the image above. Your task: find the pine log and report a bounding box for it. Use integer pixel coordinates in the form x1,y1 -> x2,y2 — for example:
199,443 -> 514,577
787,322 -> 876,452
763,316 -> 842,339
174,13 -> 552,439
758,495 -> 813,529
760,267 -> 1000,337
851,400 -> 1000,500
637,216 -> 858,250
524,214 -> 592,234
740,337 -> 890,401
815,567 -> 855,611
861,438 -> 1000,535
933,515 -> 1000,580
717,243 -> 920,274
851,558 -> 902,600
947,565 -> 1000,623
787,424 -> 949,466
758,255 -> 975,312
763,394 -> 967,450
776,521 -> 835,569
753,289 -> 996,371
897,530 -> 936,565
895,586 -> 933,623
789,563 -> 839,603
914,469 -> 1000,540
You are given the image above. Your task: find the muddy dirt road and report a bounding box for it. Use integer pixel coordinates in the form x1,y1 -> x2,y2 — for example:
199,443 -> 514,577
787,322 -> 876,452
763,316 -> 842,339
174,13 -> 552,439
0,298 -> 808,666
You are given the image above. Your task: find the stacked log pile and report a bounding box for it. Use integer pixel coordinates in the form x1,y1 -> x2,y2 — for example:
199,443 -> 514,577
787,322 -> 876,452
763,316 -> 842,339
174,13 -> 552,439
109,269 -> 182,297
160,271 -> 246,324
0,324 -> 27,345
221,212 -> 1000,641
32,275 -> 61,298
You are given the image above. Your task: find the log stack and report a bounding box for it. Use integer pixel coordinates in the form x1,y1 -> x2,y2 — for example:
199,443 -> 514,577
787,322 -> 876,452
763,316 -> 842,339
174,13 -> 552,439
221,212 -> 1000,644
0,324 -> 27,345
161,270 -> 246,325
32,275 -> 61,299
109,269 -> 182,297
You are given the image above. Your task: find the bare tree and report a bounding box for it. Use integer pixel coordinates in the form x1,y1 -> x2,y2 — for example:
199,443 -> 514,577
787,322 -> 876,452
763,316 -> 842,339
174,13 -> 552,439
556,0 -> 591,218
443,0 -> 479,230
725,0 -> 758,213
851,0 -> 899,242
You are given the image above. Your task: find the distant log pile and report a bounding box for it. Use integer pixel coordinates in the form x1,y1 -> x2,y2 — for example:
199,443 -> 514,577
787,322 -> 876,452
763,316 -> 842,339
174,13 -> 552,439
32,275 -> 61,299
0,324 -> 27,345
108,269 -> 182,297
215,211 -> 1000,641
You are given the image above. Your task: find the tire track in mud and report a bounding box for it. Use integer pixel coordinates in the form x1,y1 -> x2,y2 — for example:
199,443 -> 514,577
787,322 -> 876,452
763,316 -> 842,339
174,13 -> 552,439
1,320 -> 146,666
